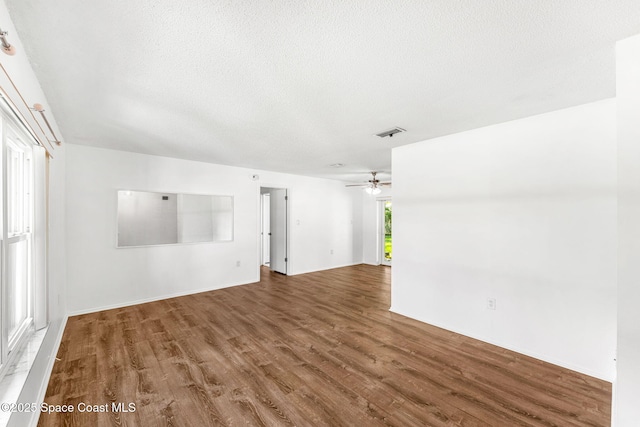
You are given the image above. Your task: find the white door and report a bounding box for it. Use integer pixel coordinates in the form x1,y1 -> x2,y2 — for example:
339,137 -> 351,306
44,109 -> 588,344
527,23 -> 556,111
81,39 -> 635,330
269,189 -> 287,274
261,194 -> 270,266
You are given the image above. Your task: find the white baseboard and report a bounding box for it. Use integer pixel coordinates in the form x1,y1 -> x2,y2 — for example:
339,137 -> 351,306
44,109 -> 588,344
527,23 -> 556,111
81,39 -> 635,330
388,306 -> 612,382
67,278 -> 258,317
289,262 -> 362,276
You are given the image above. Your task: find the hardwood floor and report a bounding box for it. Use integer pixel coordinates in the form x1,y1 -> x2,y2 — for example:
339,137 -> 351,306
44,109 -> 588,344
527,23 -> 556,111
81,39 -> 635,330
39,265 -> 611,426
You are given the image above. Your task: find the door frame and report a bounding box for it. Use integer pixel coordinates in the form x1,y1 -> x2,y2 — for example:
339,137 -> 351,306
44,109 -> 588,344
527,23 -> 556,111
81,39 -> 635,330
378,197 -> 392,266
258,186 -> 290,275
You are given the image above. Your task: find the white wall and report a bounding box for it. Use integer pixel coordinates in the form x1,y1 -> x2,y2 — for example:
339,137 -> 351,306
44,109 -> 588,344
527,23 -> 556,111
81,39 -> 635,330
615,33 -> 640,427
392,99 -> 617,380
1,2 -> 67,426
66,144 -> 362,314
259,180 -> 361,276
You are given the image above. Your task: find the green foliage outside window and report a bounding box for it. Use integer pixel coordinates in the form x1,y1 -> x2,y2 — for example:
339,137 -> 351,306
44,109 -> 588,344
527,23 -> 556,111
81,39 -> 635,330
384,202 -> 392,260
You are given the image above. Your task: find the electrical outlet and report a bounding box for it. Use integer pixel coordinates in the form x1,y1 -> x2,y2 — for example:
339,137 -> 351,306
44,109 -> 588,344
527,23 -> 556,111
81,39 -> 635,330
236,260 -> 241,267
487,298 -> 497,310
330,249 -> 334,254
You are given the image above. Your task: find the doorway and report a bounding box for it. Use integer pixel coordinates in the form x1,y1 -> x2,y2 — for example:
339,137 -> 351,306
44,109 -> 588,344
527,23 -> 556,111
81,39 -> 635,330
379,199 -> 392,266
260,187 -> 288,275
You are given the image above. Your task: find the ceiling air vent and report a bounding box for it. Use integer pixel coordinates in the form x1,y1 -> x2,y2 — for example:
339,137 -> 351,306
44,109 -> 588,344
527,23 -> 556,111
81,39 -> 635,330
375,127 -> 406,138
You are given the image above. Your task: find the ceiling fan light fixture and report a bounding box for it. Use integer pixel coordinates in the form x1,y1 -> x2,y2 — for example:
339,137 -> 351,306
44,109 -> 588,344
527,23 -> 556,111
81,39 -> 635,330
365,186 -> 382,195
344,171 -> 390,195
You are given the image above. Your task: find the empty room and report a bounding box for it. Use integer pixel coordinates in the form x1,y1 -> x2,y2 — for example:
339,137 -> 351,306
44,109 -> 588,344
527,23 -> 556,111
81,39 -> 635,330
0,1 -> 639,426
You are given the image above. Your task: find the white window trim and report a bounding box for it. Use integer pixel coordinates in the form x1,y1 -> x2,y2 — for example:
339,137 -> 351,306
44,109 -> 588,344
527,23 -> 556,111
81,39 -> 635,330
0,101 -> 47,384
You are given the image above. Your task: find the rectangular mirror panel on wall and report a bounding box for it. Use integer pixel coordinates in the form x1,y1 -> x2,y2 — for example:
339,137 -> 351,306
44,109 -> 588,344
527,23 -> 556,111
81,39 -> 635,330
117,190 -> 233,247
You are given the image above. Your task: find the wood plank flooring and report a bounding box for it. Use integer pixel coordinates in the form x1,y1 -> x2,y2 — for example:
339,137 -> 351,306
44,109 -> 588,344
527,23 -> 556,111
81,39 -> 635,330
38,265 -> 611,426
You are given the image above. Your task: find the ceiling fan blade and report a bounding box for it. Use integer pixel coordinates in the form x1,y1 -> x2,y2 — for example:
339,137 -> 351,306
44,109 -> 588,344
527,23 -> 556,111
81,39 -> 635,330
345,172 -> 391,188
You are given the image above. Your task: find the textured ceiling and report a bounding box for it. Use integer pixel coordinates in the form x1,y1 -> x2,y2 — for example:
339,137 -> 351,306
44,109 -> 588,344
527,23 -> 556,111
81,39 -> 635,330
6,0 -> 640,183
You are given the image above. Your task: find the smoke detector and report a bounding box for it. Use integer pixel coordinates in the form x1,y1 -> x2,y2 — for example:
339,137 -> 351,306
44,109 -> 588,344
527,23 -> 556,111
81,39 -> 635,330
375,127 -> 406,138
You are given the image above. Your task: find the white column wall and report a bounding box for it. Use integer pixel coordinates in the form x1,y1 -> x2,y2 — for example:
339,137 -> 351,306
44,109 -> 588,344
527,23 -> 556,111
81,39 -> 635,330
392,99 -> 617,380
615,33 -> 640,427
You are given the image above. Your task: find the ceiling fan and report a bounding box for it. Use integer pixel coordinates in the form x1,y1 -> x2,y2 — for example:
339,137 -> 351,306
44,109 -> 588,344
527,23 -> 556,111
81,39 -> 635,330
345,172 -> 391,195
